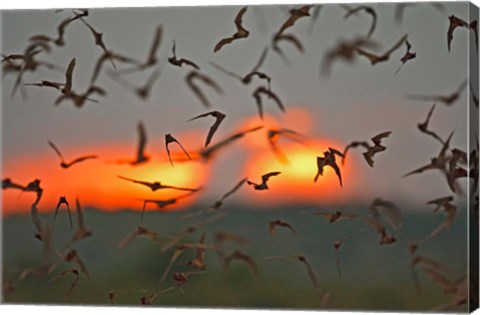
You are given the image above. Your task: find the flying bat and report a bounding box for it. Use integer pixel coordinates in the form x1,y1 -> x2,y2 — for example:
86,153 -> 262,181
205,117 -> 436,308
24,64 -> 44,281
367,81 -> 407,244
214,7 -> 249,53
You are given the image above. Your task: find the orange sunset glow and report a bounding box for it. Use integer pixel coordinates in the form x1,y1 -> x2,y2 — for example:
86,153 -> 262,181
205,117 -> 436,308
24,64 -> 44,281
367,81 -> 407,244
2,109 -> 356,215
239,108 -> 356,206
2,135 -> 209,216
244,141 -> 355,206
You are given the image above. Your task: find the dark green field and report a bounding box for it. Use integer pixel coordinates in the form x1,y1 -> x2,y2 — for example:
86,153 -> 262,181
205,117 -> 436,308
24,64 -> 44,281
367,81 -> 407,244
2,203 -> 470,312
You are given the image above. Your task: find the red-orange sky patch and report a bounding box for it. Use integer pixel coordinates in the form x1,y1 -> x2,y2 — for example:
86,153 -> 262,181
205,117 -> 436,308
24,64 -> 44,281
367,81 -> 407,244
243,139 -> 356,207
2,131 -> 209,216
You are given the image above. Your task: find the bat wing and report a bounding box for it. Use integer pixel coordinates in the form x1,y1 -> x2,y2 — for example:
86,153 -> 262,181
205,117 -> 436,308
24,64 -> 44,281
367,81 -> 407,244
251,47 -> 268,72
137,121 -> 148,161
67,155 -> 98,167
301,258 -> 319,288
330,163 -> 343,187
276,14 -> 299,35
48,141 -> 64,161
179,58 -> 199,70
186,72 -> 212,108
329,147 -> 345,158
147,25 -> 163,63
64,58 -> 76,94
404,163 -> 436,177
90,53 -> 109,83
31,204 -> 43,235
214,37 -> 236,53
343,141 -> 369,159
205,114 -> 225,147
367,9 -> 377,37
234,6 -> 249,33
222,178 -> 248,200
385,34 -> 408,57
262,171 -> 281,183
439,131 -> 454,158
371,131 -> 392,145
275,34 -> 304,53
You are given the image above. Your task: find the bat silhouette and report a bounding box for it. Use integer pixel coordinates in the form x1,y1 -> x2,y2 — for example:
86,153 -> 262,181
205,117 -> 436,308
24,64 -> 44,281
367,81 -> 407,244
54,58 -> 105,107
210,178 -> 247,210
139,287 -> 174,305
168,41 -> 199,69
355,34 -> 407,65
49,268 -> 79,297
343,5 -> 377,38
72,198 -> 92,242
369,198 -> 403,230
272,5 -> 312,61
165,133 -> 192,167
362,218 -> 396,245
117,175 -> 198,192
79,17 -> 116,69
404,131 -> 453,177
315,147 -> 344,186
267,128 -> 308,164
188,110 -> 226,147
171,126 -> 264,163
91,51 -> 140,83
6,44 -> 63,99
140,191 -> 199,222
321,36 -> 379,76
185,70 -> 223,108
210,47 -> 271,90
302,210 -> 358,223
54,196 -> 72,229
447,15 -> 469,52
118,225 -> 161,249
407,79 -> 468,106
24,80 -> 65,90
107,68 -> 161,100
172,271 -> 205,294
417,104 -> 444,144
160,243 -> 213,283
214,7 -> 249,53
447,149 -> 468,193
247,171 -> 281,190
30,204 -> 50,243
48,141 -> 97,169
30,9 -> 88,47
275,5 -> 313,36
183,232 -> 208,270
17,179 -> 43,207
181,178 -> 247,220
118,25 -> 162,74
268,219 -> 298,236
333,229 -> 366,278
62,249 -> 90,279
224,249 -> 258,278
161,213 -> 226,253
252,86 -> 285,119
116,121 -> 150,166
395,39 -> 416,75
343,131 -> 391,167
424,196 -> 457,240
2,178 -> 26,191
